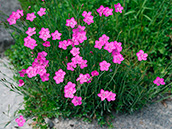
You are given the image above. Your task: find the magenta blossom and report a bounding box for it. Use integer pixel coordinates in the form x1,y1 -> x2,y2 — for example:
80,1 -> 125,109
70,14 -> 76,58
112,53 -> 124,64
114,3 -> 124,13
39,28 -> 51,41
55,69 -> 66,77
97,5 -> 105,16
53,74 -> 65,84
136,50 -> 148,61
76,73 -> 88,84
43,41 -> 51,47
66,17 -> 77,28
18,79 -> 24,87
103,7 -> 113,17
153,77 -> 165,86
94,40 -> 104,50
83,15 -> 94,25
18,69 -> 26,77
26,27 -> 36,36
15,115 -> 26,127
37,7 -> 46,16
70,47 -> 80,56
71,96 -> 82,106
26,12 -> 36,22
51,30 -> 62,40
78,59 -> 88,69
40,73 -> 50,82
97,89 -> 109,101
67,62 -> 77,71
99,60 -> 111,71
59,40 -> 68,50
106,91 -> 116,102
99,34 -> 109,45
82,11 -> 92,17
91,70 -> 99,77
71,55 -> 83,64
104,42 -> 116,53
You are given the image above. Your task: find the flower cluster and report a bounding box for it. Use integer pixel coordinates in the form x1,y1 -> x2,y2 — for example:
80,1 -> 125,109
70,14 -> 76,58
26,51 -> 50,82
82,11 -> 94,25
7,9 -> 23,25
15,115 -> 26,127
98,89 -> 116,101
53,69 -> 66,84
97,5 -> 113,17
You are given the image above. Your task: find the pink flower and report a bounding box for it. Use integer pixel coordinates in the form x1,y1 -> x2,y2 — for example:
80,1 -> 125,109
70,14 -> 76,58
99,60 -> 111,71
76,31 -> 87,43
37,7 -> 46,16
55,69 -> 66,77
104,42 -> 116,53
7,13 -> 17,25
99,34 -> 109,44
114,3 -> 124,13
97,89 -> 109,101
58,40 -> 68,50
26,12 -> 36,22
18,69 -> 26,77
97,5 -> 105,17
26,27 -> 36,36
136,50 -> 148,61
53,74 -> 65,84
18,79 -> 24,87
112,53 -> 124,64
153,77 -> 165,86
71,55 -> 83,64
78,59 -> 88,69
67,62 -> 77,71
85,73 -> 92,83
66,17 -> 77,28
83,15 -> 94,25
111,41 -> 122,56
70,47 -> 80,56
36,66 -> 46,76
106,91 -> 116,102
26,66 -> 37,78
76,25 -> 85,32
71,96 -> 82,106
15,115 -> 26,127
64,81 -> 76,91
43,41 -> 50,47
91,70 -> 99,77
16,9 -> 24,18
64,82 -> 76,99
40,73 -> 50,82
76,73 -> 88,84
39,28 -> 51,41
67,38 -> 79,47
94,40 -> 104,50
64,89 -> 76,98
37,51 -> 47,58
51,30 -> 62,40
103,7 -> 113,17
24,36 -> 37,50
82,11 -> 92,17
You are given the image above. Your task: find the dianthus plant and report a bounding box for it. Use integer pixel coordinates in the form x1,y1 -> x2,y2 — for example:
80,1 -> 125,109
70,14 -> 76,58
4,1 -> 170,128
